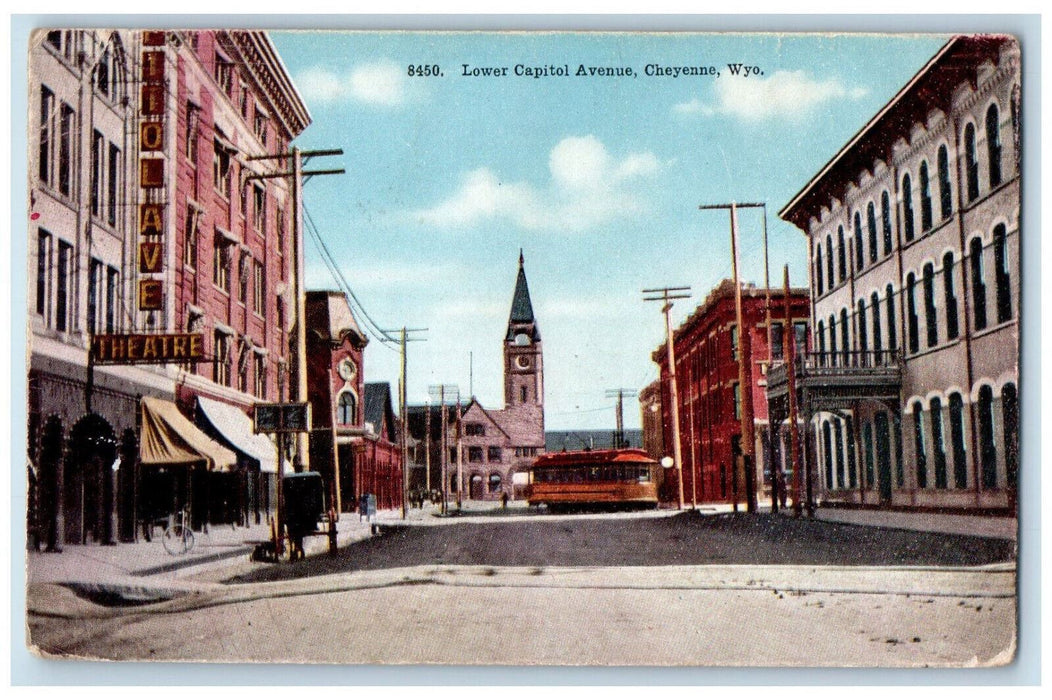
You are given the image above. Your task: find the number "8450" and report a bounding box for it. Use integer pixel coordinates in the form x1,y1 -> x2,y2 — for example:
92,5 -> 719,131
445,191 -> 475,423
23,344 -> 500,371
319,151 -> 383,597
408,64 -> 442,77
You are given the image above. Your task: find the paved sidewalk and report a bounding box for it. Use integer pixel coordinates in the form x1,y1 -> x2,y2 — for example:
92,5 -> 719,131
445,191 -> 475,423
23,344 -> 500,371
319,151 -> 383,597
812,506 -> 1017,541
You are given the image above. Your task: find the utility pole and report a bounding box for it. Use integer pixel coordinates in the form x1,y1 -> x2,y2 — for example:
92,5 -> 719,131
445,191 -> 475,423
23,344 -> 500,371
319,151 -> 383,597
784,265 -> 804,518
381,326 -> 427,519
605,389 -> 637,448
643,286 -> 691,510
699,201 -> 766,513
429,384 -> 459,515
247,147 -> 344,473
425,398 -> 432,494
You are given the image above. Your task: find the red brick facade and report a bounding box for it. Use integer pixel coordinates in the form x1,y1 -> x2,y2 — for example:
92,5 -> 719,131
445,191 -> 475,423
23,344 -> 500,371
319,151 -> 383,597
653,280 -> 810,506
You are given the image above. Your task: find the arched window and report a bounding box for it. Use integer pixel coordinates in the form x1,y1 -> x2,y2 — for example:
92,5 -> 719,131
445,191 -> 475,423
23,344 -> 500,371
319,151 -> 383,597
816,319 -> 826,356
902,173 -> 915,242
919,161 -> 933,232
977,385 -> 997,489
828,314 -> 837,362
863,422 -> 874,489
1003,383 -> 1018,491
913,401 -> 927,488
857,299 -> 868,353
938,145 -> 952,220
822,420 -> 834,490
923,262 -> 938,348
906,273 -> 919,354
854,211 -> 864,270
885,284 -> 897,351
943,252 -> 959,340
337,391 -> 357,425
839,308 -> 849,364
488,472 -> 502,493
815,244 -> 824,296
826,234 -> 834,290
970,237 -> 987,330
965,122 -> 980,202
949,392 -> 967,489
870,291 -> 882,354
837,225 -> 847,282
867,202 -> 878,262
881,191 -> 893,255
930,397 -> 947,489
994,223 -> 1012,322
987,104 -> 1002,188
834,417 -> 846,489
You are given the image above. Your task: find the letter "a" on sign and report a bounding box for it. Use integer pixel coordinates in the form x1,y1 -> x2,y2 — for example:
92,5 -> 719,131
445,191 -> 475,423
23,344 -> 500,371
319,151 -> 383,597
139,204 -> 164,236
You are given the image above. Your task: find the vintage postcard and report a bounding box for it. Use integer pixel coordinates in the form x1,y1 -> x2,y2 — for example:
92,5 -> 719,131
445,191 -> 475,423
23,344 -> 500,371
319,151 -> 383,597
21,26 -> 1022,670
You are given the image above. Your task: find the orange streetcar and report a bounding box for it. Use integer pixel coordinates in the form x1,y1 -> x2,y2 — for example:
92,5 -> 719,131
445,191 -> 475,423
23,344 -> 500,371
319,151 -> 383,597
526,448 -> 660,511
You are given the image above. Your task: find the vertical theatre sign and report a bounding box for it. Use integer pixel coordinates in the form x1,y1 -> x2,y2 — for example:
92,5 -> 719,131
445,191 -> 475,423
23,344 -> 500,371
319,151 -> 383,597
139,31 -> 166,312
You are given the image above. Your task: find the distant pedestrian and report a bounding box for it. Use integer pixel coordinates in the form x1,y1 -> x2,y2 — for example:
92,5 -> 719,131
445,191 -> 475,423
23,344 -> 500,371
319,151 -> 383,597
501,491 -> 509,510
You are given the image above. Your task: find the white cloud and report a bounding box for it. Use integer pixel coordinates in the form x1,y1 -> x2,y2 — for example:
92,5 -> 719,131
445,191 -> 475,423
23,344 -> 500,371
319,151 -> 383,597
294,60 -> 416,107
675,70 -> 869,121
412,135 -> 661,232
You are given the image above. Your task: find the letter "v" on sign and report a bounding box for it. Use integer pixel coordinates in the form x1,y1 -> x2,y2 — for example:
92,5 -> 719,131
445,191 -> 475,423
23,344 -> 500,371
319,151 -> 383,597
139,242 -> 163,273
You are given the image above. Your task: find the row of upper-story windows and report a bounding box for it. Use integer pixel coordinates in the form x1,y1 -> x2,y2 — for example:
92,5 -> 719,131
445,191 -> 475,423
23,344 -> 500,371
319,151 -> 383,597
211,42 -> 277,151
814,99 -> 1016,299
814,223 -> 1014,362
212,328 -> 269,398
35,228 -> 121,336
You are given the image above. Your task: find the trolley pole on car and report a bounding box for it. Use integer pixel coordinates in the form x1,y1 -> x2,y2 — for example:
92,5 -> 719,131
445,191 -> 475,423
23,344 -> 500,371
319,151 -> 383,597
605,389 -> 637,448
643,286 -> 691,510
381,326 -> 427,519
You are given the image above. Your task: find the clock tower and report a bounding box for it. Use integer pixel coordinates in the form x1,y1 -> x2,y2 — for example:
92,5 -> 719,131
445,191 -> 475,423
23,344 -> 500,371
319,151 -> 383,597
504,250 -> 543,411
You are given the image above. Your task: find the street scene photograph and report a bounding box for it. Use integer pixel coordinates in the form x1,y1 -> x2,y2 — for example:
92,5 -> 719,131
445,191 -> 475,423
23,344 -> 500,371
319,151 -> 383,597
16,24 -> 1024,672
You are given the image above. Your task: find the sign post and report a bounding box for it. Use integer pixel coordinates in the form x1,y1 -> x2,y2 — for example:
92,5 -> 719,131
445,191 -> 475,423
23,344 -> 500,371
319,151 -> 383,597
254,402 -> 311,560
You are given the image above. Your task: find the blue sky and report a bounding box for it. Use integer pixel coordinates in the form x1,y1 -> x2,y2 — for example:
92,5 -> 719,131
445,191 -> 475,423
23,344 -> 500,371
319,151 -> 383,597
270,31 -> 948,430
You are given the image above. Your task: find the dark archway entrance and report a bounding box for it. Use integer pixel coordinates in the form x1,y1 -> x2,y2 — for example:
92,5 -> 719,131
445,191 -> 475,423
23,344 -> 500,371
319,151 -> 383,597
66,414 -> 118,545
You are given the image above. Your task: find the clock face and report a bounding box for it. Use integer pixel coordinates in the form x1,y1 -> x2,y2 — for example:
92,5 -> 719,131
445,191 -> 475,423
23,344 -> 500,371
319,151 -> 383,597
337,358 -> 357,381
515,355 -> 531,370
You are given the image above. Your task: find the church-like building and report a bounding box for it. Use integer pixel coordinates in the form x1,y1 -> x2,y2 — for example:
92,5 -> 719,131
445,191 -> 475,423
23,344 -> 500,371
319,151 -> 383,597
406,252 -> 546,501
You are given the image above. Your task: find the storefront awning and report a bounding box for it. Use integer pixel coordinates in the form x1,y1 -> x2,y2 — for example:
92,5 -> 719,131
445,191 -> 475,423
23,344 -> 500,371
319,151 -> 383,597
196,397 -> 279,474
140,396 -> 237,472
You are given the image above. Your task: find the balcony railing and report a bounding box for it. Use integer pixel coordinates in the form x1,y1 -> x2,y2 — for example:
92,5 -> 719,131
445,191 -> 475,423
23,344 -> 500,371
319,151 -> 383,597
799,349 -> 901,371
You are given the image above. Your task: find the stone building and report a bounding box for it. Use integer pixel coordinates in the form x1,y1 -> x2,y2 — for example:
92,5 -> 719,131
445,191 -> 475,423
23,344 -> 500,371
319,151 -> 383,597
406,252 -> 546,502
770,35 -> 1020,513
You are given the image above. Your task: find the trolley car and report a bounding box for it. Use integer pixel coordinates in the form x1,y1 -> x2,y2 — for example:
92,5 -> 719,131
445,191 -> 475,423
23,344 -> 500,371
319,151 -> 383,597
526,448 -> 660,511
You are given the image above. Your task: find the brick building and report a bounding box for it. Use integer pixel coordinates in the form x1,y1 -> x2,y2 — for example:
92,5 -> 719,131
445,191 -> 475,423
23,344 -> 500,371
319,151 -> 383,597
770,35 -> 1020,513
652,280 -> 810,507
406,252 -> 546,502
26,29 -> 311,547
305,290 -> 401,514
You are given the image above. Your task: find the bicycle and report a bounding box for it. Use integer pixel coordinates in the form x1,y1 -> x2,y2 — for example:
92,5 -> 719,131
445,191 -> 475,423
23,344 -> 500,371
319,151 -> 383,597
162,507 -> 195,555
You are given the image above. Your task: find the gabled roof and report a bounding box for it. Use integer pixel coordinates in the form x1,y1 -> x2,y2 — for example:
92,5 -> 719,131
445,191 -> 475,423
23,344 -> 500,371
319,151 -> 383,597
363,382 -> 397,443
461,398 -> 512,440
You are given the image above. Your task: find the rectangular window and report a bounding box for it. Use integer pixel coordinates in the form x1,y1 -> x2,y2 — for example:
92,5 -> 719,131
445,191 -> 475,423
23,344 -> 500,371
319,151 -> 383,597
468,446 -> 484,463
733,383 -> 741,420
238,252 -> 249,305
770,322 -> 784,360
58,103 -> 74,196
39,86 -> 54,184
253,260 -> 265,314
254,353 -> 266,398
87,258 -> 102,334
213,139 -> 230,197
36,230 -> 51,320
213,236 -> 230,292
186,102 -> 200,163
730,325 -> 738,361
214,331 -> 231,386
253,184 -> 266,231
55,240 -> 71,332
105,266 -> 118,333
215,54 -> 233,94
91,130 -> 103,217
238,344 -> 250,393
253,109 -> 268,145
184,205 -> 200,269
107,143 -> 120,226
488,446 -> 502,463
793,322 -> 808,355
276,208 -> 286,261
465,423 -> 485,437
